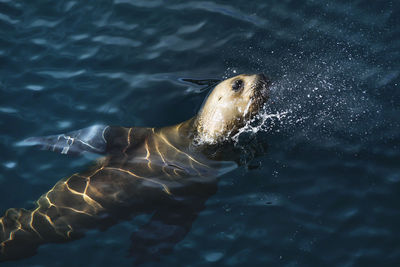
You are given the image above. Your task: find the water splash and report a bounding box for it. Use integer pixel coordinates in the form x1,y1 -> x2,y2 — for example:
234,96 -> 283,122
230,58 -> 378,148
231,110 -> 290,143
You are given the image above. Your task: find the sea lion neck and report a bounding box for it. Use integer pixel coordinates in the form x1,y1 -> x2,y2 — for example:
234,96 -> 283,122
155,117 -> 196,146
154,117 -> 240,163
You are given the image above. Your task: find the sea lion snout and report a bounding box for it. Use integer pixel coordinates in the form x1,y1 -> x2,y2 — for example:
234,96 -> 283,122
256,73 -> 271,88
257,73 -> 269,83
255,73 -> 271,100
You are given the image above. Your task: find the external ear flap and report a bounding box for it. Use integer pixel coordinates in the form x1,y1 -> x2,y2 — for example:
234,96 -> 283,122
180,78 -> 221,92
16,125 -> 109,156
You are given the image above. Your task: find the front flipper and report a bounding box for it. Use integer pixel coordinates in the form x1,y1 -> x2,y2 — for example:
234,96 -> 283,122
17,125 -> 109,156
129,202 -> 205,264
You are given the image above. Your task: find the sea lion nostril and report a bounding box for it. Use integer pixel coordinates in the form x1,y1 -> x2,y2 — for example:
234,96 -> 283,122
256,74 -> 271,93
255,74 -> 270,99
257,73 -> 269,84
258,73 -> 266,79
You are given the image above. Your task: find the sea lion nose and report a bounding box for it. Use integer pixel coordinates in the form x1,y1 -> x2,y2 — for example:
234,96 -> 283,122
257,73 -> 271,86
258,73 -> 267,81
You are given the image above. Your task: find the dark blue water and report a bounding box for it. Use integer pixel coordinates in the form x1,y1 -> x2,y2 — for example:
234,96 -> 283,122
1,0 -> 399,266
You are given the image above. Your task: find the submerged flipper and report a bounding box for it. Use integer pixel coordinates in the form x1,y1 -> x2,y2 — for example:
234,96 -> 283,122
129,204 -> 201,264
129,182 -> 218,264
18,125 -> 152,157
18,125 -> 109,156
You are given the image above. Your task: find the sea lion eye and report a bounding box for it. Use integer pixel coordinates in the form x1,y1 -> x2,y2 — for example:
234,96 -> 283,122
232,79 -> 244,92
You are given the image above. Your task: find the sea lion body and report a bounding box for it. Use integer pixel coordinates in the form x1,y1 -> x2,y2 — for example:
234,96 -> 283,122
0,74 -> 270,263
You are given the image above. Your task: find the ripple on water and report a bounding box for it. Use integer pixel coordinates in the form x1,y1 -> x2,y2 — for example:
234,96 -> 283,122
25,85 -> 44,91
169,2 -> 268,28
176,21 -> 206,35
0,107 -> 18,113
3,162 -> 16,169
150,35 -> 204,52
29,19 -> 61,28
38,69 -> 86,79
0,13 -> 19,24
113,0 -> 163,8
92,35 -> 141,47
204,251 -> 224,262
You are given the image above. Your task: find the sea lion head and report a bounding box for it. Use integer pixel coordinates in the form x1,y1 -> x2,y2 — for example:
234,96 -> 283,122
195,73 -> 271,144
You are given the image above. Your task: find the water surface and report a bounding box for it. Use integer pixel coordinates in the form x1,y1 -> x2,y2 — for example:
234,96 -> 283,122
0,0 -> 399,266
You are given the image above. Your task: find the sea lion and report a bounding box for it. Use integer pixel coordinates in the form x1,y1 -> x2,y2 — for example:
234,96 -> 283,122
0,73 -> 270,263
